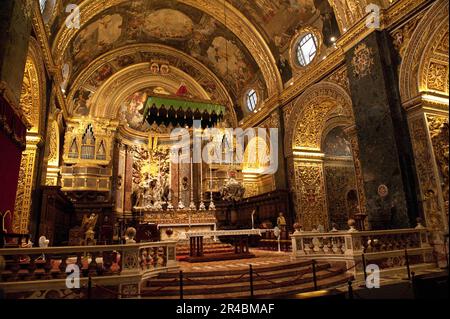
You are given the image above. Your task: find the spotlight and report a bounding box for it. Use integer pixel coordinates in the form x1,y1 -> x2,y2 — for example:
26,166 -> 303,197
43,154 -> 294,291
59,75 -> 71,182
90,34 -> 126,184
330,36 -> 336,42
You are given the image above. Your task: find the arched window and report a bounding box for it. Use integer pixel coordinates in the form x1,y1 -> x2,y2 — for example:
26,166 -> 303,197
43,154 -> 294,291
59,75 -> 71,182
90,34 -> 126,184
246,89 -> 258,112
296,33 -> 318,66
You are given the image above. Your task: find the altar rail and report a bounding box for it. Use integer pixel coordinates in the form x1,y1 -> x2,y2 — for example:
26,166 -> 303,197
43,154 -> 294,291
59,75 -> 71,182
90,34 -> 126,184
291,228 -> 435,280
0,241 -> 178,297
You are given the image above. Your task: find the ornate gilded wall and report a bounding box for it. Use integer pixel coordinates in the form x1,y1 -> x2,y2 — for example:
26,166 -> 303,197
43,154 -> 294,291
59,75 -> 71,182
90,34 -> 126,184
293,161 -> 328,230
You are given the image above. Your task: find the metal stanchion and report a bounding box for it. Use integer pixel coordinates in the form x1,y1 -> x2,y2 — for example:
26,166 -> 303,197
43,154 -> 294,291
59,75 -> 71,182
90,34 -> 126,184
312,260 -> 318,291
411,271 -> 417,299
249,264 -> 254,298
362,253 -> 367,281
347,280 -> 353,299
87,276 -> 92,299
405,248 -> 411,280
179,270 -> 184,300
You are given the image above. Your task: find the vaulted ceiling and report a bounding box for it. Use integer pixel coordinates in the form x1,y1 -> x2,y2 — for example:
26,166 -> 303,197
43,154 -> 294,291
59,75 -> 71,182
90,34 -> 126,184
43,0 -> 340,124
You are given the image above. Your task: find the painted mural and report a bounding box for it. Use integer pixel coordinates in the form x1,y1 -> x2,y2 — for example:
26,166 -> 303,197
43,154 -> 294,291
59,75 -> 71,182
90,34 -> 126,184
118,87 -> 173,132
62,0 -> 263,106
323,126 -> 352,157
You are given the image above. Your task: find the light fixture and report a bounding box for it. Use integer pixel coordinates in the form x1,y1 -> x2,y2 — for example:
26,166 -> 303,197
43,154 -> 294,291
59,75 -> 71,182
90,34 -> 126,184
343,28 -> 347,32
330,36 -> 336,42
290,81 -> 294,86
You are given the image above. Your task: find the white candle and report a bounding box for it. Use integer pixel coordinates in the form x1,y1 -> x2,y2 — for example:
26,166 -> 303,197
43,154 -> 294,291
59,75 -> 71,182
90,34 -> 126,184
190,150 -> 193,202
200,157 -> 203,201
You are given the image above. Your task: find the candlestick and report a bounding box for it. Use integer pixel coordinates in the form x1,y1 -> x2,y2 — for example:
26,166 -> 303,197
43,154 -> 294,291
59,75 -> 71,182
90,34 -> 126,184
189,148 -> 196,210
177,149 -> 184,210
167,162 -> 173,210
199,156 -> 205,210
209,164 -> 215,210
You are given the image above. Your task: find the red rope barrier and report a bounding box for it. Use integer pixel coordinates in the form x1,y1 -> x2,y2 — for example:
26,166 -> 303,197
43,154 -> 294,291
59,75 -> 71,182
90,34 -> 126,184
253,267 -> 314,286
183,271 -> 248,285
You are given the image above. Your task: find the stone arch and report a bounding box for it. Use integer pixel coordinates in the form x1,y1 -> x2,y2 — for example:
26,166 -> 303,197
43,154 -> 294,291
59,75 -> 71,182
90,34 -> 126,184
285,81 -> 353,156
399,0 -> 449,103
12,37 -> 47,234
20,37 -> 47,134
284,81 -> 355,231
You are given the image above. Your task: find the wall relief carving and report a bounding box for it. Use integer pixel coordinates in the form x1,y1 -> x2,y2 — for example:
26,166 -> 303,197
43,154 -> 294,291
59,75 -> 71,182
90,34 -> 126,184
409,116 -> 444,230
294,162 -> 328,230
351,43 -> 374,79
427,115 -> 449,210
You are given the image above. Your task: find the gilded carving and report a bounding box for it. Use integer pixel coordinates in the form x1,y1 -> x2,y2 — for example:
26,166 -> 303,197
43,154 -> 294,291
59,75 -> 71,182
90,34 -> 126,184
13,148 -> 37,234
294,163 -> 328,230
260,112 -> 279,129
327,67 -> 350,93
345,127 -> 367,215
409,116 -> 444,230
47,120 -> 58,164
286,82 -> 353,153
328,0 -> 366,33
399,0 -> 449,102
426,62 -> 448,92
391,12 -> 424,58
427,115 -> 449,210
351,43 -> 374,79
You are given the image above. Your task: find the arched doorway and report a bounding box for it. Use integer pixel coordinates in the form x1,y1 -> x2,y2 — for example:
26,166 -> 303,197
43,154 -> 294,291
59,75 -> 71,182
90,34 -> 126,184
322,126 -> 358,230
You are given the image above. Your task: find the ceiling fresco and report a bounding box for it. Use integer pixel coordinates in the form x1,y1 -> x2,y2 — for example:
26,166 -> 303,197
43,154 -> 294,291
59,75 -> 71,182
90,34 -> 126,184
60,0 -> 265,109
48,0 -> 341,121
228,0 -> 340,55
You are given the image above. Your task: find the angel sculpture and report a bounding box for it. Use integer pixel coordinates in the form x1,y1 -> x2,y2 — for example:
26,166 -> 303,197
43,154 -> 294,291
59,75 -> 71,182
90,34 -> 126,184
82,213 -> 98,231
36,236 -> 49,261
81,213 -> 98,246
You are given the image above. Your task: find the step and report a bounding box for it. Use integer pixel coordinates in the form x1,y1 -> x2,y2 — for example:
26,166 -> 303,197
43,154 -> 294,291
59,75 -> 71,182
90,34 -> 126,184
157,259 -> 314,278
142,267 -> 346,296
141,272 -> 353,299
148,263 -> 334,287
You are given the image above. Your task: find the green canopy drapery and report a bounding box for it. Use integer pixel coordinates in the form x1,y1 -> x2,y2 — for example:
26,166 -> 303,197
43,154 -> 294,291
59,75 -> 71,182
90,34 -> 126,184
141,95 -> 226,128
142,96 -> 226,118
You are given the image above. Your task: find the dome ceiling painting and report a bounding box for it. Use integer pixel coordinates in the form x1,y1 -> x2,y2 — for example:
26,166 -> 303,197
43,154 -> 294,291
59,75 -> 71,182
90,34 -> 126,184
48,0 -> 341,122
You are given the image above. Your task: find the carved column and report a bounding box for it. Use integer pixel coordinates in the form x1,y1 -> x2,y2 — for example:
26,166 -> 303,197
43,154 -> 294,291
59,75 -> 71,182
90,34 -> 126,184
344,125 -> 369,230
45,119 -> 60,186
12,137 -> 40,234
114,141 -> 126,219
123,145 -> 133,218
292,152 -> 329,231
405,101 -> 448,232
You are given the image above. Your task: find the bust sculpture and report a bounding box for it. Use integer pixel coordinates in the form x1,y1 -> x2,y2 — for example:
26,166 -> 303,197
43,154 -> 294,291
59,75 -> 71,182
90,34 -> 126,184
277,212 -> 287,227
125,227 -> 137,244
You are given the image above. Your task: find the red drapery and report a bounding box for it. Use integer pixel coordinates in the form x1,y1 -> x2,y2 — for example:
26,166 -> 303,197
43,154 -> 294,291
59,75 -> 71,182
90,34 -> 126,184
0,95 -> 26,233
